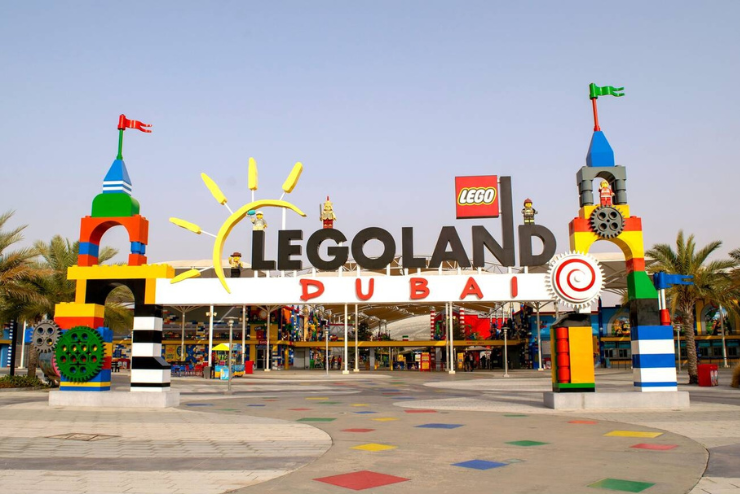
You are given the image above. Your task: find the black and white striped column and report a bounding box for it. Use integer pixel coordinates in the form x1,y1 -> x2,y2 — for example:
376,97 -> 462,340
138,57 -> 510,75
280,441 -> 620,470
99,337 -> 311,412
131,305 -> 171,392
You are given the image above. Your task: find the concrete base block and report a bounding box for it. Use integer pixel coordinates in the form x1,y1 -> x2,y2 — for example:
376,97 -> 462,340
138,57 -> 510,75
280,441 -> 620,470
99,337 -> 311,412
49,390 -> 180,408
543,391 -> 690,410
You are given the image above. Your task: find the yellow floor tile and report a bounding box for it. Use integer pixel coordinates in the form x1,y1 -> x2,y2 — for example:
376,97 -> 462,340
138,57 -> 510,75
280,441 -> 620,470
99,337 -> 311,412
372,417 -> 399,422
605,430 -> 663,438
351,404 -> 369,407
352,443 -> 398,452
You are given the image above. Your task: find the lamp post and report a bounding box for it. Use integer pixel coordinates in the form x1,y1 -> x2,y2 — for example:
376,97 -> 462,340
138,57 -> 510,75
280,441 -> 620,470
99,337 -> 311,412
535,302 -> 543,371
503,325 -> 509,378
354,304 -> 359,372
343,304 -> 349,375
227,318 -> 235,394
206,307 -> 216,368
325,309 -> 332,376
720,305 -> 729,368
448,303 -> 455,375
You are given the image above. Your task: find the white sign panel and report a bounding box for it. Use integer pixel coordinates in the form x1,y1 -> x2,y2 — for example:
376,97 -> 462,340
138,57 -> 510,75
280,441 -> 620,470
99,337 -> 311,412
155,273 -> 551,305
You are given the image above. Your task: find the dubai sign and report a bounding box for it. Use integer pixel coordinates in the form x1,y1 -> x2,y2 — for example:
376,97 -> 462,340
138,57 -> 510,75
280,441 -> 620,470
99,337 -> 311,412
161,168 -> 598,306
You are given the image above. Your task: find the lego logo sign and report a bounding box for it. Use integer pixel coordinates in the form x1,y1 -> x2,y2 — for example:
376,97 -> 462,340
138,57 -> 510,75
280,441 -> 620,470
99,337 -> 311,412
455,175 -> 499,219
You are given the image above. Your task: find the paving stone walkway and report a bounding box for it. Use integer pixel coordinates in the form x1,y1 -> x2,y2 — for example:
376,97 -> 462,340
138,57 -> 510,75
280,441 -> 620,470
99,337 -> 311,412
0,368 -> 737,493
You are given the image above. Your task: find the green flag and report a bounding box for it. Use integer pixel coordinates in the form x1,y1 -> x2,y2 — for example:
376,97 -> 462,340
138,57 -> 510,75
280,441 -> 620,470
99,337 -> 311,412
589,83 -> 624,99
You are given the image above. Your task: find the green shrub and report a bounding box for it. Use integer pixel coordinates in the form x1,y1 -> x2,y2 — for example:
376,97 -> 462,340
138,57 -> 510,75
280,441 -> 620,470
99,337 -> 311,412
0,375 -> 50,389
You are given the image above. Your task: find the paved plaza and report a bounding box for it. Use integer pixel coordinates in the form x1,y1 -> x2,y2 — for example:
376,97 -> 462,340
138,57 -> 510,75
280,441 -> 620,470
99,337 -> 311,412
0,368 -> 738,493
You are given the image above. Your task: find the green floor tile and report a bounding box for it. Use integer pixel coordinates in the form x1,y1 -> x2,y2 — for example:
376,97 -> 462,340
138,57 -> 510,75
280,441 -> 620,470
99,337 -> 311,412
506,440 -> 548,447
588,478 -> 655,492
317,401 -> 342,405
298,418 -> 336,422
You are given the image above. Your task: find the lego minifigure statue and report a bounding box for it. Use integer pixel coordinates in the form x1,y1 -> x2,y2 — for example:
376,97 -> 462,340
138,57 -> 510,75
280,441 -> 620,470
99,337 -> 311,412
228,252 -> 242,278
522,198 -> 537,225
599,180 -> 614,206
248,210 -> 267,230
320,196 -> 337,229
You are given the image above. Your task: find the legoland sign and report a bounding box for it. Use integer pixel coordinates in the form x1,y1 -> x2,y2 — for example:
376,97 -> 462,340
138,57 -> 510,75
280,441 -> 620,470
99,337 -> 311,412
156,176 -> 561,305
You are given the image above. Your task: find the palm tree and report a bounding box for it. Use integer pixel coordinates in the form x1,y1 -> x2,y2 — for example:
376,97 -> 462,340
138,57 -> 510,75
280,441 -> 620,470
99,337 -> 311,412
22,236 -> 133,377
646,231 -> 737,384
0,211 -> 47,319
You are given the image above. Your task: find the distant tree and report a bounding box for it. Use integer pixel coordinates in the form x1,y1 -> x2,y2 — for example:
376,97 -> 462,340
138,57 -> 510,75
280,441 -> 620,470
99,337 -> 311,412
357,321 -> 372,341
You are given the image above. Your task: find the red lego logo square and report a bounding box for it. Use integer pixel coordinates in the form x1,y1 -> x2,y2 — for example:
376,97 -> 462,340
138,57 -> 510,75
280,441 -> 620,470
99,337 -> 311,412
455,175 -> 499,219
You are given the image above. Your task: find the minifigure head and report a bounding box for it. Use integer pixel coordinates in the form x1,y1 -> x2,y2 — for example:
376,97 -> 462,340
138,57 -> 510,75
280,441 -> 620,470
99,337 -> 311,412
524,198 -> 532,207
600,180 -> 609,189
256,212 -> 263,218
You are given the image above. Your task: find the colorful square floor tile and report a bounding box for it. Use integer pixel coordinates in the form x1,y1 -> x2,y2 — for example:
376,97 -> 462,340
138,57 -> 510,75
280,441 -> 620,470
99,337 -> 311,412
372,417 -> 399,422
570,420 -> 598,424
289,408 -> 312,411
298,418 -> 336,422
354,411 -> 377,414
314,470 -> 410,491
342,429 -> 375,433
506,440 -> 548,447
186,403 -> 213,407
630,443 -> 678,451
587,478 -> 655,492
317,401 -> 342,405
247,404 -> 266,407
404,409 -> 437,414
605,431 -> 663,438
453,460 -> 507,470
417,423 -> 463,429
351,404 -> 369,407
352,443 -> 398,452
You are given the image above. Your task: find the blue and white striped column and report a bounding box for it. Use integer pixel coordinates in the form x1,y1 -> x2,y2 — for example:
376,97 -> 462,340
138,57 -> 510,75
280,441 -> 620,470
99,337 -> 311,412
131,307 -> 171,392
631,325 -> 677,392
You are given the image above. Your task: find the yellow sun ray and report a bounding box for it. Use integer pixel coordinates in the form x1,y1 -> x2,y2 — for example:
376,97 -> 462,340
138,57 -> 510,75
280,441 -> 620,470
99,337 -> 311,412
171,269 -> 202,284
170,217 -> 202,234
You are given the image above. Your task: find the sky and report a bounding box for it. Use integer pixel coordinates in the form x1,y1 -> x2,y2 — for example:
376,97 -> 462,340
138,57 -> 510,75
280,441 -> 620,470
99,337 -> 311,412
2,1 -> 739,268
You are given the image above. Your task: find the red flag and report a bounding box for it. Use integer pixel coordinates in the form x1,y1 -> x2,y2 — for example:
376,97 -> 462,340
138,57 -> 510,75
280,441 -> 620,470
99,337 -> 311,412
118,114 -> 152,133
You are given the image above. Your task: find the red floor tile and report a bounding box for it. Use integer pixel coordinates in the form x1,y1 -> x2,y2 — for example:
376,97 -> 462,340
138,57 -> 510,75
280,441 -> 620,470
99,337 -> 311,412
631,443 -> 679,450
341,428 -> 376,433
314,470 -> 410,491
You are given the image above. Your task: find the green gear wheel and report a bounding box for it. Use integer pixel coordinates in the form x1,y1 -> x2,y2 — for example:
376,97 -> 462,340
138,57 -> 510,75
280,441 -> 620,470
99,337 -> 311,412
54,326 -> 105,382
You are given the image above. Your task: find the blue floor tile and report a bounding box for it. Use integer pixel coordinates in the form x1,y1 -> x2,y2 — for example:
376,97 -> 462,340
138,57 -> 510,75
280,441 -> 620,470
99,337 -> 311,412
453,460 -> 507,470
416,423 -> 463,429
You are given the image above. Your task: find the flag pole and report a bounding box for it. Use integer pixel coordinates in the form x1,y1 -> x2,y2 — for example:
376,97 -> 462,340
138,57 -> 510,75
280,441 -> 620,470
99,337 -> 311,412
117,129 -> 125,160
591,98 -> 601,132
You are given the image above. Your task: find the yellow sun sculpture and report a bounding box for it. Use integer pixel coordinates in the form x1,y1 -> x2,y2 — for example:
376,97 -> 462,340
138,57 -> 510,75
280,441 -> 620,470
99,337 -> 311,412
170,159 -> 306,293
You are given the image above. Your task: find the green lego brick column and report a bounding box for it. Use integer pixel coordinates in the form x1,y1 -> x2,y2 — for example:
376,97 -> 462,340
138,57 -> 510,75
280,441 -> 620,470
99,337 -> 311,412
627,271 -> 658,300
